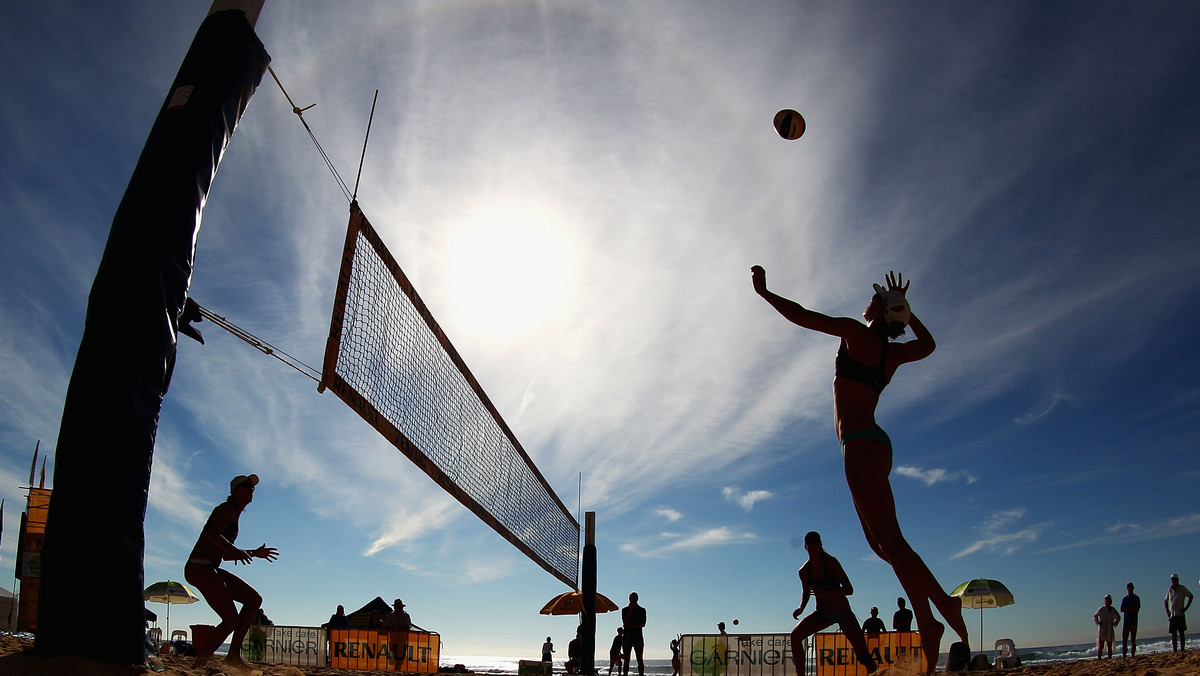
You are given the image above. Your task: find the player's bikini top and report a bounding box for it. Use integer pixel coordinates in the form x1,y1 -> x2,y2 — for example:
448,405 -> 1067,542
835,339 -> 890,394
805,552 -> 841,591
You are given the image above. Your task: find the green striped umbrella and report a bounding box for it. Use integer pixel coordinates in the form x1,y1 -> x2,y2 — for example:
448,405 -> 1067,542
144,580 -> 199,642
951,578 -> 1015,653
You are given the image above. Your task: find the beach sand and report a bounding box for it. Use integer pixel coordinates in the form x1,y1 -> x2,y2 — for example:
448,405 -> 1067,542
4,635 -> 1200,676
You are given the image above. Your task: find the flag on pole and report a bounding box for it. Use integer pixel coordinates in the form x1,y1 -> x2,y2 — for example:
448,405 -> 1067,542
28,442 -> 38,487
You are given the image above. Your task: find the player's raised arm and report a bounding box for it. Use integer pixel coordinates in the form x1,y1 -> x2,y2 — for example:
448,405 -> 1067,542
751,265 -> 856,338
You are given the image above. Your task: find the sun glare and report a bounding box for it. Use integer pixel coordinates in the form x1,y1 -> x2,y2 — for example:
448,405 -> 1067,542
442,203 -> 576,339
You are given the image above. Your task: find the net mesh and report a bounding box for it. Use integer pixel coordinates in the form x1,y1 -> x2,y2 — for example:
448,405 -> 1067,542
320,203 -> 579,587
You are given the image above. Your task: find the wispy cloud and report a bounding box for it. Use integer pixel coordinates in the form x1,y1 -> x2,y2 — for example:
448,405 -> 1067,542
1042,513 -> 1200,553
895,466 -> 977,487
620,527 -> 758,558
1014,383 -> 1079,425
722,486 -> 774,512
951,508 -> 1047,560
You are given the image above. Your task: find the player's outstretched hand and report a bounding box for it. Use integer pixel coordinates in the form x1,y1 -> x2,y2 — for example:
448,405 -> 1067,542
254,544 -> 279,562
885,271 -> 910,296
751,265 -> 767,295
792,607 -> 803,620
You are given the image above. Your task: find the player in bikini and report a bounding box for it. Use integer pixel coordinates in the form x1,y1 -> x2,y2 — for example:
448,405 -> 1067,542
790,531 -> 877,675
184,474 -> 278,672
752,267 -> 968,674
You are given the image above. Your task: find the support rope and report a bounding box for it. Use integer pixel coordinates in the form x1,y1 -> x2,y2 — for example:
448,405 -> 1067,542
267,65 -> 352,203
196,304 -> 321,382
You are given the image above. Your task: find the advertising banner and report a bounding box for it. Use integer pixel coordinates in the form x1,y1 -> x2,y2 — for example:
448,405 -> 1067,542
681,633 -> 798,676
810,631 -> 924,675
241,625 -> 326,667
329,627 -> 440,672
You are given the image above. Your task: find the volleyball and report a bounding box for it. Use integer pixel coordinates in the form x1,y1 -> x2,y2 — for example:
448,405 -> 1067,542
732,619 -> 739,625
773,109 -> 805,140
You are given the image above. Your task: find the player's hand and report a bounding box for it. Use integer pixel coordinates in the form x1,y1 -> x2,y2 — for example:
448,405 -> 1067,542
255,544 -> 279,562
232,548 -> 253,565
885,271 -> 910,296
751,266 -> 767,294
792,608 -> 802,620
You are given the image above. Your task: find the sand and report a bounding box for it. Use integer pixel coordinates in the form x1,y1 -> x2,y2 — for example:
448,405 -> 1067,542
3,634 -> 1200,676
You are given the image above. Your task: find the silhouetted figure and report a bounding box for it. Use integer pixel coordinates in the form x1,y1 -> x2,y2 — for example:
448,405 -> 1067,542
752,267 -> 968,674
862,607 -> 886,634
607,628 -> 624,676
893,597 -> 913,632
789,532 -> 877,675
669,638 -> 681,676
384,599 -> 412,630
1120,583 -> 1140,657
621,592 -> 646,676
184,474 -> 278,671
325,605 -> 350,629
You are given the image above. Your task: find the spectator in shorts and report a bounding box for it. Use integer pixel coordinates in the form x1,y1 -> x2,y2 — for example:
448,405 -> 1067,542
1165,573 -> 1194,652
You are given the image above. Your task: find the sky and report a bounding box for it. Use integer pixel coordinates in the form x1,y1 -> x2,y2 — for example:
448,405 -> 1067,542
2,0 -> 1200,662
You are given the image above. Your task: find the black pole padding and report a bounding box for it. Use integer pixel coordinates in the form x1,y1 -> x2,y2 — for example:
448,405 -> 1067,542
35,9 -> 269,665
582,512 -> 597,675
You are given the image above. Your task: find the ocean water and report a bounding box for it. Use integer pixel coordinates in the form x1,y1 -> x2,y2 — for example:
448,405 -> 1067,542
445,635 -> 1200,674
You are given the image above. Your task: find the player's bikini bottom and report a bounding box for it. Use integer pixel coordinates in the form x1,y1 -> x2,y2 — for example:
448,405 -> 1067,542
819,607 -> 851,623
840,426 -> 893,459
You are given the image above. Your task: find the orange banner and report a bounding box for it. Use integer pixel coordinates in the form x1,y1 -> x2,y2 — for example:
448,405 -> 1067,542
811,631 -> 924,676
328,628 -> 440,672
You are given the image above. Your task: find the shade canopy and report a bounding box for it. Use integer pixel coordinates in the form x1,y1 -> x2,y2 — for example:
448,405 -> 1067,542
951,578 -> 1015,653
540,590 -> 618,615
144,580 -> 199,640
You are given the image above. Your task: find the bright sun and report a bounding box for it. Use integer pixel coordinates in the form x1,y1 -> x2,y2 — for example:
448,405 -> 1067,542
442,202 -> 576,339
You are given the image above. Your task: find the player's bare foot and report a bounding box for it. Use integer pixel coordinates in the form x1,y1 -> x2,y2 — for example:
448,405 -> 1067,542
918,619 -> 943,676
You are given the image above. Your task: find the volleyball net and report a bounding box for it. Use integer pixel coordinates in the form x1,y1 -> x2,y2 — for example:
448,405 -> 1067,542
319,202 -> 579,587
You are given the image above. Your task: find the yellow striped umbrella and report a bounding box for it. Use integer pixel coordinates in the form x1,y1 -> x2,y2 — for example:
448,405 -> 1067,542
952,578 -> 1015,653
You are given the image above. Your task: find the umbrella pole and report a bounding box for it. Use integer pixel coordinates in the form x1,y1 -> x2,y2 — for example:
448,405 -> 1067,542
979,608 -> 983,655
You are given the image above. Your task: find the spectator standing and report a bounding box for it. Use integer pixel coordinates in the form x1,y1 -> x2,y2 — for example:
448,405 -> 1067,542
1120,583 -> 1140,657
621,592 -> 647,676
862,607 -> 886,634
1165,574 -> 1194,652
1093,595 -> 1120,659
893,597 -> 913,632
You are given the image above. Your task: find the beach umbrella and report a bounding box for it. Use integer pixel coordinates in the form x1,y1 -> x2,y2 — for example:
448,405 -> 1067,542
144,580 -> 199,640
951,578 -> 1015,653
540,590 -> 619,615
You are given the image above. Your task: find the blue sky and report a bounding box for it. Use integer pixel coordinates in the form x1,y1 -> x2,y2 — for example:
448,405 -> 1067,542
2,0 -> 1200,661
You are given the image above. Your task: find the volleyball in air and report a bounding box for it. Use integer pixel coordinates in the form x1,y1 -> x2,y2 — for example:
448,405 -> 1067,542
732,619 -> 739,625
773,109 -> 805,140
